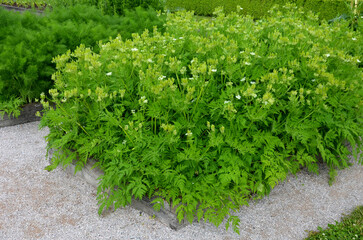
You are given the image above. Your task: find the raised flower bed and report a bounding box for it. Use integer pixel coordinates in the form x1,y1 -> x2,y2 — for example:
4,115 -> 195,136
40,4 -> 362,234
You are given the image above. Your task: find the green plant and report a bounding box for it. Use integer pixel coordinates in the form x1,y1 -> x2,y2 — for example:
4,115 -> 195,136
0,98 -> 24,119
40,4 -> 363,233
47,0 -> 164,15
329,0 -> 363,31
165,0 -> 352,20
306,206 -> 363,240
0,5 -> 166,114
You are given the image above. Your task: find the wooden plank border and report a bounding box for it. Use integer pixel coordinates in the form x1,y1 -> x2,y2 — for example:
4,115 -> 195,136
0,4 -> 44,14
0,103 -> 43,128
48,148 -> 189,230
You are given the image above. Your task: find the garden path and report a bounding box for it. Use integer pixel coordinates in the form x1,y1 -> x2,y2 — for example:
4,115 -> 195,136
0,121 -> 362,240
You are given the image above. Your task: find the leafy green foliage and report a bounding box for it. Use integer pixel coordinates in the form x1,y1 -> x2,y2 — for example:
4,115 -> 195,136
166,0 -> 352,20
0,0 -> 163,14
0,5 -> 166,112
306,206 -> 363,240
0,97 -> 24,119
40,4 -> 363,233
47,0 -> 163,15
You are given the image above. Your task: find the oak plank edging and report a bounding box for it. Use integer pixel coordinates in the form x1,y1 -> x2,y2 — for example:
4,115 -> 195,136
0,103 -> 43,128
47,148 -> 188,230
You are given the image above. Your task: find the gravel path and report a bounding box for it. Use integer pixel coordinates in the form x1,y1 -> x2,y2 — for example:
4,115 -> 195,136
1,121 -> 362,240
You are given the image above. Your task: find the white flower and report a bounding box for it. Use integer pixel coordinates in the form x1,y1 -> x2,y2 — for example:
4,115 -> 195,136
241,77 -> 246,82
131,48 -> 138,51
324,54 -> 330,57
158,76 -> 166,80
211,69 -> 217,72
147,59 -> 153,63
311,79 -> 316,82
173,38 -> 177,41
185,130 -> 193,137
224,100 -> 231,104
250,81 -> 256,84
236,95 -> 241,100
140,96 -> 148,104
240,51 -> 244,54
106,72 -> 112,76
252,93 -> 257,98
240,7 -> 243,10
189,77 -> 194,80
122,140 -> 127,145
179,37 -> 184,39
245,62 -> 251,65
131,110 -> 135,114
352,38 -> 357,41
250,52 -> 256,56
357,59 -> 361,63
191,59 -> 194,63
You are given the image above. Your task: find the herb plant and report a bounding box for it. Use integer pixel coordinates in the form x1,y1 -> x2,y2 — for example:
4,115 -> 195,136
40,4 -> 363,233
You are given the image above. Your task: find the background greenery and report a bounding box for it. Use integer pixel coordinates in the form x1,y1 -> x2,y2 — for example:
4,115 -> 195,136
165,0 -> 356,20
0,4 -> 166,115
0,0 -> 163,14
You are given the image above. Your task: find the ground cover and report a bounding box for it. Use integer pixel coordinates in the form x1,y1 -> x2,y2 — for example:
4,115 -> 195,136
306,205 -> 363,240
40,3 -> 363,233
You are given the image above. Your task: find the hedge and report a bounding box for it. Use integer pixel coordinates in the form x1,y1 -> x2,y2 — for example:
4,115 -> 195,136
165,0 -> 353,20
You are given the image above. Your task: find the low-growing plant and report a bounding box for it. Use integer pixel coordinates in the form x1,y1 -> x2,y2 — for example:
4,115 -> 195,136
306,206 -> 363,240
0,97 -> 24,119
0,5 -> 166,114
40,4 -> 363,233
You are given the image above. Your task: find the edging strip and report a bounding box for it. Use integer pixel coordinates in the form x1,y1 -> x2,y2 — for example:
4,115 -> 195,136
48,148 -> 189,230
0,4 -> 44,14
0,103 -> 42,128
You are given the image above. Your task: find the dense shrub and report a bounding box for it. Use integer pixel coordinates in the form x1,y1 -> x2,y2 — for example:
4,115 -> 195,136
0,0 -> 164,14
40,4 -> 363,233
166,0 -> 354,20
47,0 -> 163,15
0,5 -> 166,114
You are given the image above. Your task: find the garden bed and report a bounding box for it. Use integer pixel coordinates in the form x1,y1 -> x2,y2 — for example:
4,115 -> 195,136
47,148 -> 189,230
0,103 -> 43,128
39,3 -> 362,233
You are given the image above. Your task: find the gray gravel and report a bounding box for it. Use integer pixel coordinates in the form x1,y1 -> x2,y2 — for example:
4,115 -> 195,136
1,121 -> 362,240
